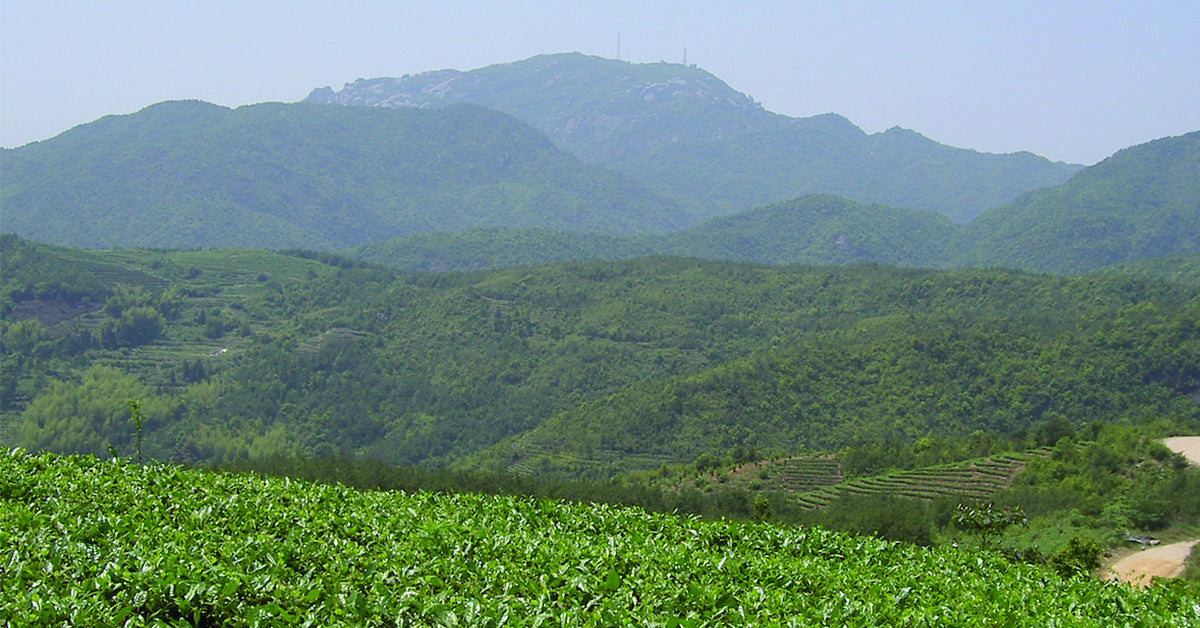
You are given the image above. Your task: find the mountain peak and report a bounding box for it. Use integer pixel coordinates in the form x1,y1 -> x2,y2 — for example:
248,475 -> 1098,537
305,53 -> 1078,222
305,53 -> 768,163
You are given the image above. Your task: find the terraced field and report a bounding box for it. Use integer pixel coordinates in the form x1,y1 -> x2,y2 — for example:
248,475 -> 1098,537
718,456 -> 843,493
789,450 -> 1050,509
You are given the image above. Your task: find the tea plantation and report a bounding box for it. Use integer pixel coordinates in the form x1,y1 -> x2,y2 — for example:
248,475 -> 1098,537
2,450 -> 1197,626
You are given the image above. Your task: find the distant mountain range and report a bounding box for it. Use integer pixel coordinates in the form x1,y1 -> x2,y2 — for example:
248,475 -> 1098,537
2,53 -> 1196,276
1,101 -> 687,249
307,53 -> 1080,223
356,132 -> 1200,275
352,195 -> 959,272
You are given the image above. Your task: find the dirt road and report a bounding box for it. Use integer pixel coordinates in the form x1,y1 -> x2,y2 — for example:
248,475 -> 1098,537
1162,436 -> 1200,466
1104,540 -> 1198,587
1102,436 -> 1200,586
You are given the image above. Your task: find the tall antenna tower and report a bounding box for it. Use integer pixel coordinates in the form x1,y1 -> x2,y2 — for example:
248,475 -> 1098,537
616,32 -> 621,60
683,47 -> 688,65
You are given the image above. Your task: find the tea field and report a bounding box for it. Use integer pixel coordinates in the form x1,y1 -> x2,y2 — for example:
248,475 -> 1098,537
2,450 -> 1197,626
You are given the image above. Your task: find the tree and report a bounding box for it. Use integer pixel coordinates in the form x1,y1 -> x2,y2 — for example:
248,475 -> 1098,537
954,502 -> 1026,549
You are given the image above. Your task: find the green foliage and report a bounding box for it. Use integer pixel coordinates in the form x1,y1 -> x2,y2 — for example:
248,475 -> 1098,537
127,398 -> 145,465
1,101 -> 687,250
6,237 -> 1200,479
955,502 -> 1027,549
804,494 -> 941,546
4,450 -> 1197,626
959,131 -> 1200,274
14,366 -> 176,459
1005,425 -> 1200,537
1047,536 -> 1105,578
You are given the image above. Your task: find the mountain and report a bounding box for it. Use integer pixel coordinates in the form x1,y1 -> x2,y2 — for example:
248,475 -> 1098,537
353,195 -> 957,272
1095,254 -> 1200,289
0,100 -> 687,250
307,52 -> 1080,222
957,132 -> 1200,274
349,134 -> 1199,276
352,228 -> 654,272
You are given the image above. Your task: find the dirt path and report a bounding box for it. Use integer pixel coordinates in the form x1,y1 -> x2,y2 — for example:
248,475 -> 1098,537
1101,436 -> 1200,586
1104,540 -> 1198,587
1162,436 -> 1200,466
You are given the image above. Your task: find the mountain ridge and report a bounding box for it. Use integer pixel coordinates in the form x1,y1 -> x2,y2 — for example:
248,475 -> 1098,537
1,100 -> 688,249
351,132 -> 1200,275
307,52 -> 1080,222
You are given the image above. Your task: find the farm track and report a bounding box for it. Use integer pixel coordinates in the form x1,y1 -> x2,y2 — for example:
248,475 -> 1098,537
1100,436 -> 1200,586
1105,540 -> 1199,587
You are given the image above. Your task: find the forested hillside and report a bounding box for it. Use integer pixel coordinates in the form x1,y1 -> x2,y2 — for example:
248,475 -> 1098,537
958,131 -> 1200,273
353,137 -> 1200,276
307,52 -> 1079,222
4,235 -> 1198,478
0,101 -> 686,249
352,195 -> 957,272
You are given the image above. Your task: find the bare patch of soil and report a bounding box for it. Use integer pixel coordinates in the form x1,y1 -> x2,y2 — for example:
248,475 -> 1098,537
1162,436 -> 1200,466
1103,540 -> 1198,587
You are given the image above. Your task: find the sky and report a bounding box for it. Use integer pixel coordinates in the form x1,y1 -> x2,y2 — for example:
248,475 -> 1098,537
2,1 -> 1197,165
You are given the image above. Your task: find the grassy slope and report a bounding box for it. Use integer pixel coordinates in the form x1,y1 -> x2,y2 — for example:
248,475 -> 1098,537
3,450 -> 1196,626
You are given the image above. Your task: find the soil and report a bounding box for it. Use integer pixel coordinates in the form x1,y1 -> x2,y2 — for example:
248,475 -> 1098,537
1103,540 -> 1198,587
1162,436 -> 1200,466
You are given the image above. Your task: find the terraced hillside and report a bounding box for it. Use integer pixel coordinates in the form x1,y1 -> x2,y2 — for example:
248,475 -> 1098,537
714,457 -> 844,494
792,451 -> 1048,509
703,450 -> 1050,510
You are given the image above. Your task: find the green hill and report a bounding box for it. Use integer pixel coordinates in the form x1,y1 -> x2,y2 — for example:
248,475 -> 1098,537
352,195 -> 963,272
0,101 -> 687,249
5,238 -> 1198,477
656,195 -> 957,266
308,52 -> 1079,223
1096,254 -> 1200,289
351,134 -> 1199,276
958,131 -> 1200,273
471,287 -> 1200,478
7,450 -> 1195,625
351,228 -> 655,272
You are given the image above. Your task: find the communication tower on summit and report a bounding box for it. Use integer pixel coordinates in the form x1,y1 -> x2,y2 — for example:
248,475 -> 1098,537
617,32 -> 621,60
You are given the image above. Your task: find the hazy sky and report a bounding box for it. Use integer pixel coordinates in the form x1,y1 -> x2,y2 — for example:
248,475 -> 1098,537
2,1 -> 1197,164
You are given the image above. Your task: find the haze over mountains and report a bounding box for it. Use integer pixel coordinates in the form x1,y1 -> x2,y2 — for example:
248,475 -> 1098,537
1,52 -> 1197,276
358,132 -> 1200,275
307,53 -> 1080,223
0,100 -> 687,249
